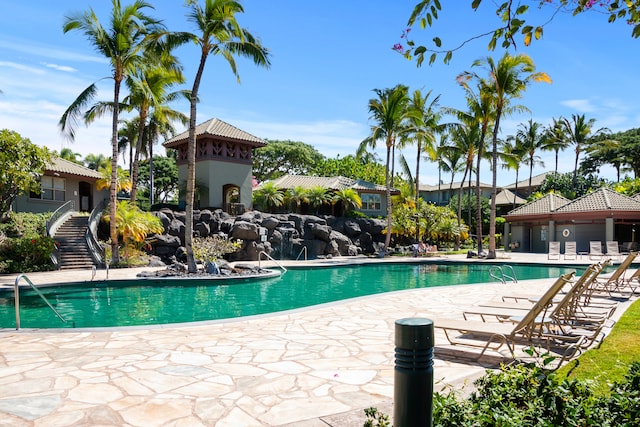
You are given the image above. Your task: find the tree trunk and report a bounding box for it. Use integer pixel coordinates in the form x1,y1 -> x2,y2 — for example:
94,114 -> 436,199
185,51 -> 208,273
487,111 -> 502,260
384,142 -> 393,254
110,77 -> 122,265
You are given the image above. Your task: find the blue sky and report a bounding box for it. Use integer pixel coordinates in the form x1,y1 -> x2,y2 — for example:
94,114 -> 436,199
1,1 -> 639,186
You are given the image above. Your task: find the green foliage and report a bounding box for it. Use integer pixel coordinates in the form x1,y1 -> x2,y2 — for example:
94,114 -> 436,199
332,188 -> 362,216
193,235 -> 242,264
537,171 -> 606,200
103,201 -> 163,264
0,212 -> 51,238
0,129 -> 52,217
449,193 -> 490,235
403,1 -> 640,66
307,186 -> 332,213
366,361 -> 640,427
139,155 -> 179,204
392,199 -> 468,245
363,407 -> 390,427
252,140 -> 325,181
0,235 -> 56,273
310,154 -> 387,186
253,182 -> 285,212
613,177 -> 640,196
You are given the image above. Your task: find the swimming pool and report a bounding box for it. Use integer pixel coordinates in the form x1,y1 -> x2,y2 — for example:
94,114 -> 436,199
1,262 -> 585,329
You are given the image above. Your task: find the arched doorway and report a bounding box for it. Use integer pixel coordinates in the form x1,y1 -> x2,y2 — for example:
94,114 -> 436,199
223,184 -> 242,214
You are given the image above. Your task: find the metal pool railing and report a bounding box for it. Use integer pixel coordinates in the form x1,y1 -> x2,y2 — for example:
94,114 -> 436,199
258,251 -> 287,273
14,274 -> 66,330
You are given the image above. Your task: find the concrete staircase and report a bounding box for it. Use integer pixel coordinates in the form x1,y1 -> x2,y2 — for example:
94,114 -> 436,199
54,215 -> 96,270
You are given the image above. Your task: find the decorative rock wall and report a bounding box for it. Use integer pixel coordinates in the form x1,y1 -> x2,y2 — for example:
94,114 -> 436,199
147,208 -> 388,263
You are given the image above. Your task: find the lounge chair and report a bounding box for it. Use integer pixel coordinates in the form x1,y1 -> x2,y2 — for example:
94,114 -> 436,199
590,252 -> 638,297
434,272 -> 583,364
589,241 -> 604,260
564,241 -> 577,260
548,241 -> 561,260
606,241 -> 622,261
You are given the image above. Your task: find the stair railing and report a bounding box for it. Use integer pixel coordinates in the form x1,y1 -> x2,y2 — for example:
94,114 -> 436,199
86,198 -> 107,268
46,200 -> 75,269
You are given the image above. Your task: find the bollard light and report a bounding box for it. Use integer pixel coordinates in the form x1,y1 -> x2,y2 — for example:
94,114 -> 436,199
394,317 -> 434,427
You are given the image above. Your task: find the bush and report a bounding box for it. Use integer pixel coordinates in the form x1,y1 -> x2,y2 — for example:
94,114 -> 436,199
0,212 -> 50,238
0,235 -> 56,273
365,360 -> 640,426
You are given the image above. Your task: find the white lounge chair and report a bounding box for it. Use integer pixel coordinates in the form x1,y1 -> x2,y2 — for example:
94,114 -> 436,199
589,241 -> 604,260
606,241 -> 622,261
564,241 -> 577,260
548,241 -> 560,260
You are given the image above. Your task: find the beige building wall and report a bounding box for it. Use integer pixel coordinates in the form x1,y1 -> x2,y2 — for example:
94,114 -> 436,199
178,160 -> 253,209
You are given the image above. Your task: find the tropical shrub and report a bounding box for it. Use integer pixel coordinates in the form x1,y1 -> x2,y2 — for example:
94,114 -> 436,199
364,360 -> 640,426
193,235 -> 242,265
0,235 -> 56,273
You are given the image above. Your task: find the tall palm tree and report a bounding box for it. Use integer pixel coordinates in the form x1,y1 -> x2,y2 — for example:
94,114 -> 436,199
459,53 -> 550,258
181,0 -> 271,273
516,119 -> 547,191
543,117 -> 571,173
403,89 -> 442,204
560,114 -> 608,186
454,80 -> 495,255
123,60 -> 187,204
60,0 -> 163,265
446,117 -> 480,248
358,84 -> 410,253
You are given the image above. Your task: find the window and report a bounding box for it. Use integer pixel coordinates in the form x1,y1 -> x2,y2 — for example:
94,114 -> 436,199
361,193 -> 381,211
31,176 -> 66,201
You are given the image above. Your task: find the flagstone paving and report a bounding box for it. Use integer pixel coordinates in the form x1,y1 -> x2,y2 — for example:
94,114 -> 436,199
0,254 -> 634,426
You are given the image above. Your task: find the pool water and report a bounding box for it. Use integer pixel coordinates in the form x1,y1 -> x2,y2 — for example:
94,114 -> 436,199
0,262 -> 585,329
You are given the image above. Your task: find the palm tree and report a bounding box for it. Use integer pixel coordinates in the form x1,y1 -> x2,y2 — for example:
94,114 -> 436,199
517,119 -> 547,191
307,186 -> 331,215
60,0 -> 163,265
59,148 -> 82,164
446,117 -> 480,248
253,182 -> 284,213
459,53 -> 550,258
543,117 -> 571,173
84,153 -> 109,171
560,114 -> 608,186
453,80 -> 494,255
358,84 -> 410,254
499,134 -> 526,209
181,0 -> 271,273
287,186 -> 308,213
333,188 -> 362,216
123,55 -> 187,204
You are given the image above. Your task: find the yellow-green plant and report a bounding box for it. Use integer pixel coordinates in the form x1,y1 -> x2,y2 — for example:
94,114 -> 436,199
193,235 -> 241,265
103,201 -> 163,264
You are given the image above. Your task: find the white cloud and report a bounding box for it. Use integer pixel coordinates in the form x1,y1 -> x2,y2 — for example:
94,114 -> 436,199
42,62 -> 77,73
560,99 -> 597,113
0,61 -> 45,75
0,37 -> 107,64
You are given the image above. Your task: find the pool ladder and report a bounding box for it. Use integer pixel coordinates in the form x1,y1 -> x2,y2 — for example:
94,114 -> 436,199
489,265 -> 518,284
14,274 -> 66,330
258,251 -> 288,274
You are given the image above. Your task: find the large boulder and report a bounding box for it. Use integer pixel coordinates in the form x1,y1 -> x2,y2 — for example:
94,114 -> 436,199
343,220 -> 362,237
231,221 -> 260,240
310,223 -> 332,242
330,230 -> 352,255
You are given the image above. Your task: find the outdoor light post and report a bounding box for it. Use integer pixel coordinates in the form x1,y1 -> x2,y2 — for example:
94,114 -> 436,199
394,317 -> 434,427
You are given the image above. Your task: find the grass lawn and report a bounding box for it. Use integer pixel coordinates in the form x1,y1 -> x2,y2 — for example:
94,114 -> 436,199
555,297 -> 640,394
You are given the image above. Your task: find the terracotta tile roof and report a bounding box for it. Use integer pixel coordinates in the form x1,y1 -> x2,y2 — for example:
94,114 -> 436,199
46,157 -> 102,179
163,118 -> 266,147
261,175 -> 397,194
505,193 -> 570,216
503,171 -> 552,190
555,187 -> 640,213
494,188 -> 526,206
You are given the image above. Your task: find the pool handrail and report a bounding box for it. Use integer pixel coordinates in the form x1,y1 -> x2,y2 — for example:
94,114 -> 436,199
14,274 -> 66,330
258,251 -> 287,273
489,265 -> 518,284
295,246 -> 307,261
